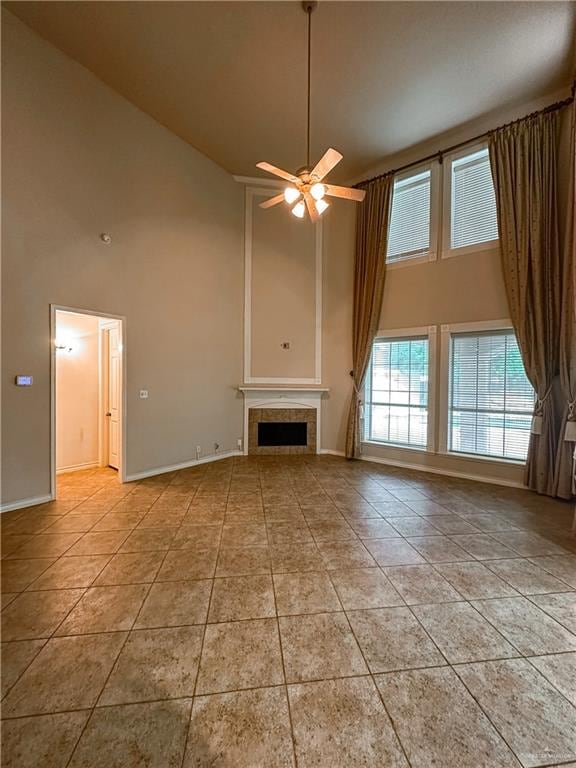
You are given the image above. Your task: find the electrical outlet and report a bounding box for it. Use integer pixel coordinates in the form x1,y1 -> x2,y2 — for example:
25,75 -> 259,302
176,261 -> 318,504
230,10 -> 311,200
139,389 -> 149,399
237,438 -> 242,451
196,445 -> 201,459
280,342 -> 290,350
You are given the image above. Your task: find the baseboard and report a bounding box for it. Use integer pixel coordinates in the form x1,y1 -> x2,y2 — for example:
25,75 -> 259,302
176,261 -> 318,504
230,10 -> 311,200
124,450 -> 242,482
0,494 -> 54,513
357,453 -> 525,489
320,449 -> 346,457
56,461 -> 99,475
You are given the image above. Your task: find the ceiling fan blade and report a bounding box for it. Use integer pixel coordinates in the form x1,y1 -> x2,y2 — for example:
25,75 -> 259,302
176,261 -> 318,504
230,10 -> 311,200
310,148 -> 343,181
259,193 -> 285,209
256,162 -> 300,183
304,193 -> 320,224
324,184 -> 366,202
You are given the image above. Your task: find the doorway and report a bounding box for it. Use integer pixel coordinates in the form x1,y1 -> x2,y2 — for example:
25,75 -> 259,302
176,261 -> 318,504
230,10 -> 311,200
51,306 -> 126,498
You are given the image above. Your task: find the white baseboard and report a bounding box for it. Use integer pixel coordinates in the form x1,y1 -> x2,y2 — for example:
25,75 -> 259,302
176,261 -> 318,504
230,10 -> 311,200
56,461 -> 99,475
320,449 -> 346,457
0,494 -> 54,513
357,453 -> 525,489
124,450 -> 242,482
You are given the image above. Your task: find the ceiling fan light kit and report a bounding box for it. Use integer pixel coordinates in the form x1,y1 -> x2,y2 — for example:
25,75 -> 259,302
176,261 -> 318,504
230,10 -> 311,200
256,1 -> 365,221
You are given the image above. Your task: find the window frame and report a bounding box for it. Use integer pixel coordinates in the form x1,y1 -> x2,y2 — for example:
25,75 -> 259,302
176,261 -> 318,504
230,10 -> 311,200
362,325 -> 437,452
385,161 -> 441,270
441,142 -> 499,260
438,319 -> 531,464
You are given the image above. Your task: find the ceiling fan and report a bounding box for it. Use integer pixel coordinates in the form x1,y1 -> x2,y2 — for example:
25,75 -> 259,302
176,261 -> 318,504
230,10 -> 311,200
256,1 -> 365,222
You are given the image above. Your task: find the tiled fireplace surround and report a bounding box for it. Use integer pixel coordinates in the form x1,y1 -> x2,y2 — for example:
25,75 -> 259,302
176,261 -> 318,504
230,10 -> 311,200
248,408 -> 317,455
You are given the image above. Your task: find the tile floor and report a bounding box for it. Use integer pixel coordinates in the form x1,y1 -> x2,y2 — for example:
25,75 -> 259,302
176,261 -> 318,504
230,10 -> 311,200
1,455 -> 576,767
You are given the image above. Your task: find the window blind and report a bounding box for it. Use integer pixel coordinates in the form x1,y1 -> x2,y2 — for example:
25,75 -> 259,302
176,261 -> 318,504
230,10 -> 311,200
450,148 -> 498,249
365,337 -> 429,447
448,331 -> 533,461
386,170 -> 431,263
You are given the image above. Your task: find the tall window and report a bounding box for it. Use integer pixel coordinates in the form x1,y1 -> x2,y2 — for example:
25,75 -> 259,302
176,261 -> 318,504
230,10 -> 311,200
448,147 -> 498,251
365,336 -> 429,447
448,331 -> 533,460
386,169 -> 432,264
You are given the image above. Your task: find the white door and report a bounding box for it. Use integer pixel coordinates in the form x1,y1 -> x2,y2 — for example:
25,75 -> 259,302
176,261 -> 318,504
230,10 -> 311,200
107,325 -> 121,469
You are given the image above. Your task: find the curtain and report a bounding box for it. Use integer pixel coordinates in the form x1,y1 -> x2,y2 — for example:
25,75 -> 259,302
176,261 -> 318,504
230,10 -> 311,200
553,95 -> 576,499
489,111 -> 561,495
345,176 -> 393,458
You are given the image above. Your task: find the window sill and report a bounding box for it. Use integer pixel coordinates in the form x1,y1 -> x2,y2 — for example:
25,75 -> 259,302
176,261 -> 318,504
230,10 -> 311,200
437,449 -> 526,467
386,252 -> 436,270
441,241 -> 499,260
362,440 -> 430,453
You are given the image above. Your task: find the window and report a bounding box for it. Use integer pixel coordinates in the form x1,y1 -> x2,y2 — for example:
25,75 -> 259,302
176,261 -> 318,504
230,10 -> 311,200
386,169 -> 432,264
448,330 -> 533,461
365,335 -> 429,447
447,147 -> 498,251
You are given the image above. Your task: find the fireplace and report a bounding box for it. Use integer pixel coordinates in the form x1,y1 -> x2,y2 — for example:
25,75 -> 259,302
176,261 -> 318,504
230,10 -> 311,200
248,408 -> 316,454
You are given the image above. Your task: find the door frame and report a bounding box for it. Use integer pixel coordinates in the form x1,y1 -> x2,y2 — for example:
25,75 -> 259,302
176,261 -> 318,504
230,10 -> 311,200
50,304 -> 127,500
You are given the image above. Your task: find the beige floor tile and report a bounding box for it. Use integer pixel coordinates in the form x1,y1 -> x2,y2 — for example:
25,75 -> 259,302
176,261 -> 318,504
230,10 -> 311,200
288,676 -> 408,768
91,512 -> 144,531
308,520 -> 357,542
1,711 -> 90,768
316,540 -> 377,570
436,561 -> 519,599
93,551 -> 164,585
209,575 -> 276,621
368,501 -> 414,517
348,606 -> 445,673
221,523 -> 268,547
279,612 -> 367,682
265,506 -> 306,523
529,652 -> 576,707
348,518 -> 401,538
413,602 -> 518,663
119,527 -> 177,552
196,618 -> 284,694
157,549 -> 218,581
362,538 -> 425,567
388,517 -> 441,537
403,499 -> 449,515
374,667 -> 521,768
185,687 -> 295,768
216,546 -> 271,576
492,532 -> 569,557
55,584 -> 149,635
406,536 -> 472,563
2,632 -> 127,716
267,523 -> 314,545
274,571 -> 341,615
448,534 -> 519,560
1,639 -> 46,697
28,555 -> 110,590
7,533 -> 82,559
530,592 -> 576,632
270,543 -> 325,573
67,530 -> 129,556
44,514 -> 104,533
472,596 -> 576,655
134,578 -> 211,628
1,588 -> 84,641
485,558 -> 573,595
384,564 -> 462,605
1,558 -> 56,592
171,524 -> 222,550
457,658 -> 576,768
329,567 -> 404,609
528,555 -> 576,588
100,625 -> 203,705
68,699 -> 192,768
424,515 -> 480,534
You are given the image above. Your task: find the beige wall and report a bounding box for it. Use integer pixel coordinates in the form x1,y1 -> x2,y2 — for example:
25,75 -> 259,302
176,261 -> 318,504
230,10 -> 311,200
248,191 -> 318,381
55,312 -> 100,472
1,12 -> 244,506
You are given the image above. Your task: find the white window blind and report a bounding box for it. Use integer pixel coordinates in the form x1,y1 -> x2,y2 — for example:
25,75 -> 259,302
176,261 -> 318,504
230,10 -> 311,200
386,170 -> 431,263
365,337 -> 429,447
448,331 -> 533,461
450,148 -> 498,249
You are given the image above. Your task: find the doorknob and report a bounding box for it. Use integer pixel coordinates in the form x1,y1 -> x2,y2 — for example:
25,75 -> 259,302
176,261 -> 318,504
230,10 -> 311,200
106,412 -> 112,417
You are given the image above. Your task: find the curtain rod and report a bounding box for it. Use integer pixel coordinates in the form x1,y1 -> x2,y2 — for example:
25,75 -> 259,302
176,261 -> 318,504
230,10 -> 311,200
356,92 -> 574,188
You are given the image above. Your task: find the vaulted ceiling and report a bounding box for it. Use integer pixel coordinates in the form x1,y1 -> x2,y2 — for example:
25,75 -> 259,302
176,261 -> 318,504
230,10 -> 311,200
6,1 -> 576,180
